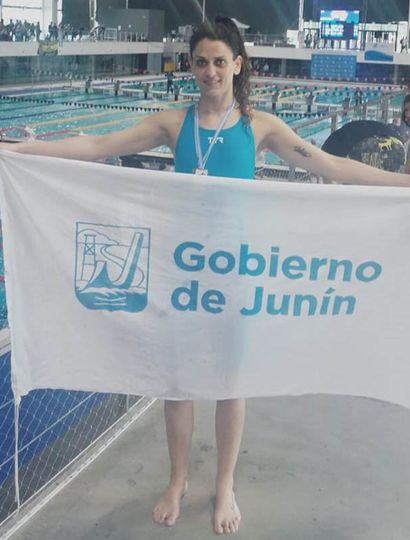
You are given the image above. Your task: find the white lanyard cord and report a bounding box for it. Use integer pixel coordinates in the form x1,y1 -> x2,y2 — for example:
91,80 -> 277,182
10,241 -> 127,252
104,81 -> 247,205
194,100 -> 236,171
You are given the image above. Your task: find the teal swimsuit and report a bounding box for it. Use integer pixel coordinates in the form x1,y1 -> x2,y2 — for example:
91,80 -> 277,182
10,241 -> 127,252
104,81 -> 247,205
174,105 -> 255,180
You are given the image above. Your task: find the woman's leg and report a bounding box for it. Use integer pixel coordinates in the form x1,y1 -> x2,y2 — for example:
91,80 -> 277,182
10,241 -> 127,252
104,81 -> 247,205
213,398 -> 246,535
152,400 -> 194,526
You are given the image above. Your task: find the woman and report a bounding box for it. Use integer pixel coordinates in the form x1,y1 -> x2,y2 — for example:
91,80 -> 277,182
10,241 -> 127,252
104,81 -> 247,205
2,16 -> 410,537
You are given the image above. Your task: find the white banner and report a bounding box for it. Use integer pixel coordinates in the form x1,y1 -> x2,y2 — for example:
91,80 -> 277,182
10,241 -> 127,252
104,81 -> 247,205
1,151 -> 410,405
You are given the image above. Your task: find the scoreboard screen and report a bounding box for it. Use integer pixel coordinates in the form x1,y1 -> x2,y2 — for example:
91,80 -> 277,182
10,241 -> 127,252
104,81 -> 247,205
320,10 -> 360,40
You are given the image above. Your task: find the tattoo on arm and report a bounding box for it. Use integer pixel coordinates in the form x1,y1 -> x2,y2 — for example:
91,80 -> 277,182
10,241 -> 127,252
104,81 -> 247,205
294,146 -> 311,158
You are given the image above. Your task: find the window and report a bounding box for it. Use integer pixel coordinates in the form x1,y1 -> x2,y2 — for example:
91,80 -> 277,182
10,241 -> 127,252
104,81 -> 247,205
1,2 -> 63,26
3,0 -> 42,7
2,7 -> 42,24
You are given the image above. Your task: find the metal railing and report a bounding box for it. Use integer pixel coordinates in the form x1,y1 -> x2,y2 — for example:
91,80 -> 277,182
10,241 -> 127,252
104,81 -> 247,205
257,90 -> 405,181
0,334 -> 155,538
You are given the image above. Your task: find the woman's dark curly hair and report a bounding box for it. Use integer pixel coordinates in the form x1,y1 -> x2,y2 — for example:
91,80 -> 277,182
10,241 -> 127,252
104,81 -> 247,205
189,16 -> 252,122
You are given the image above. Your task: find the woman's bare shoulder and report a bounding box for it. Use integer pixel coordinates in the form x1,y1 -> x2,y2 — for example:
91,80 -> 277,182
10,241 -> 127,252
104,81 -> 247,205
151,106 -> 190,125
251,109 -> 284,128
250,109 -> 287,148
146,107 -> 189,135
139,106 -> 190,149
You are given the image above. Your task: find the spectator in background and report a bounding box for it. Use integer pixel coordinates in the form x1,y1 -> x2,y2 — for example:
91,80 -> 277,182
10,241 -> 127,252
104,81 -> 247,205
47,22 -> 58,40
85,76 -> 92,94
354,87 -> 363,106
174,82 -> 180,101
271,89 -> 280,113
14,20 -> 22,41
114,80 -> 120,97
7,19 -> 15,41
143,82 -> 150,100
0,19 -> 41,41
306,91 -> 314,114
58,23 -> 64,45
342,94 -> 351,117
35,22 -> 41,41
166,72 -> 174,94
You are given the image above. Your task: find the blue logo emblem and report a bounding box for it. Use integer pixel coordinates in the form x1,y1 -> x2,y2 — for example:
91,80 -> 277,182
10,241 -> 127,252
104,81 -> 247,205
75,223 -> 150,312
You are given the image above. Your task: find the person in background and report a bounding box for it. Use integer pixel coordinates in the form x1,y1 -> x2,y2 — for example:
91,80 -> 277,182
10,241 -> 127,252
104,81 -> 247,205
354,87 -> 363,107
166,71 -> 174,94
262,61 -> 269,75
58,22 -> 64,45
114,79 -> 120,97
35,21 -> 41,41
85,76 -> 92,94
306,91 -> 314,114
271,89 -> 280,113
342,94 -> 351,117
304,31 -> 312,48
143,82 -> 150,100
174,82 -> 180,101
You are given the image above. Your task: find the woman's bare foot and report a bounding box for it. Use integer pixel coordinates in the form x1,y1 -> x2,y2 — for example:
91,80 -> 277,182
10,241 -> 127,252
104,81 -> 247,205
152,480 -> 187,527
213,489 -> 241,535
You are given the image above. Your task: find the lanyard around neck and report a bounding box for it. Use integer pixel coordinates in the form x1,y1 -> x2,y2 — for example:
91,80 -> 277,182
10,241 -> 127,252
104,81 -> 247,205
194,100 -> 236,171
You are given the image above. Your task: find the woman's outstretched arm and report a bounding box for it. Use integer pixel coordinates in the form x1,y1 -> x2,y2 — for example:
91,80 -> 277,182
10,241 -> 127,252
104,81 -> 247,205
256,111 -> 410,187
0,110 -> 174,162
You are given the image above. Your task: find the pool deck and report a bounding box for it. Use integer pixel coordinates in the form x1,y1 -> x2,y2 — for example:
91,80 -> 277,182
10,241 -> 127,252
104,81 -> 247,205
9,395 -> 410,540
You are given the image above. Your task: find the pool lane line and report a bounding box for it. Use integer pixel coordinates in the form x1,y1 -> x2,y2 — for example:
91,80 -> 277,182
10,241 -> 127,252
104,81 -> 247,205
36,115 -> 144,138
54,115 -> 145,132
0,95 -> 166,115
28,108 -> 135,128
0,106 -> 100,123
1,92 -> 130,105
0,96 -> 168,117
0,103 -> 139,124
27,102 -> 170,129
0,95 -> 166,119
35,128 -> 88,139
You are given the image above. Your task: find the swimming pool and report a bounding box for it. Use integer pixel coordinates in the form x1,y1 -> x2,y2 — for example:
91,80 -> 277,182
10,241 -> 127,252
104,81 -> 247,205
1,81 -> 392,143
2,80 -> 372,141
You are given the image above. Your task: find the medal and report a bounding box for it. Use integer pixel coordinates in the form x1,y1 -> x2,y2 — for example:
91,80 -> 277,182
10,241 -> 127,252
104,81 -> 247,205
193,168 -> 208,175
194,100 -> 235,176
